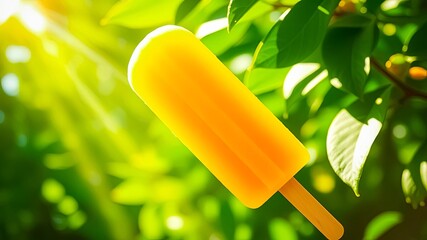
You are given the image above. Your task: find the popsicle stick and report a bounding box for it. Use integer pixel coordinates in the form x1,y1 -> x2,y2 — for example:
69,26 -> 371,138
280,177 -> 344,240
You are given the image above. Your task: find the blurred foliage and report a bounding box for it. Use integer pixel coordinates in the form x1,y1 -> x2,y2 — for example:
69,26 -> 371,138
1,0 -> 427,239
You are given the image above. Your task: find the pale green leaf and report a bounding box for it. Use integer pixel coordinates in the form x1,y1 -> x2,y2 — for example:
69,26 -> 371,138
200,21 -> 250,56
363,211 -> 402,240
327,88 -> 391,195
253,0 -> 339,68
102,0 -> 181,28
175,0 -> 201,23
327,110 -> 381,196
258,90 -> 286,117
402,141 -> 427,208
227,0 -> 258,30
237,1 -> 274,24
402,169 -> 426,208
244,67 -> 290,95
178,0 -> 228,31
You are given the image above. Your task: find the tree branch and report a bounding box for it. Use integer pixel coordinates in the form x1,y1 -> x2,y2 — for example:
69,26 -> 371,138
370,58 -> 427,101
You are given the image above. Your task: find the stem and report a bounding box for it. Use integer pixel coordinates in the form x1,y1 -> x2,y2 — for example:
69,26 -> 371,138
376,14 -> 427,25
370,58 -> 427,101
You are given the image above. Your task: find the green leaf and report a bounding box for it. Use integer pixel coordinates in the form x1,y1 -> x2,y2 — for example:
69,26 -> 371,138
237,1 -> 274,25
253,0 -> 339,68
395,23 -> 418,46
200,21 -> 250,56
244,67 -> 290,95
327,87 -> 391,196
283,63 -> 327,100
281,46 -> 330,112
319,86 -> 357,110
283,63 -> 330,117
322,14 -> 378,97
178,1 -> 228,31
406,20 -> 427,58
227,0 -> 258,30
101,0 -> 181,28
175,0 -> 201,23
363,211 -> 402,240
258,90 -> 286,117
402,140 -> 427,208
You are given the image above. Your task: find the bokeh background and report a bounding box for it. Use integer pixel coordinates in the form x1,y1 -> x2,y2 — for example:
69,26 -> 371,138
1,0 -> 427,239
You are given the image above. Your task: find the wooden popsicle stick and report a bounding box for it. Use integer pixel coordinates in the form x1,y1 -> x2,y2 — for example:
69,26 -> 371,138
279,177 -> 344,240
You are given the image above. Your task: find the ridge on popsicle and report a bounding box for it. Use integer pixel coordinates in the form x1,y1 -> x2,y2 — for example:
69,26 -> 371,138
128,25 -> 344,240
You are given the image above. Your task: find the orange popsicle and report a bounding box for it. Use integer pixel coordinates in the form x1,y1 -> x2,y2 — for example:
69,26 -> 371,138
128,25 -> 343,239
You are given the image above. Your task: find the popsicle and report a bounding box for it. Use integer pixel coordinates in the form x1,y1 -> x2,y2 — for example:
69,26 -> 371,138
128,25 -> 344,239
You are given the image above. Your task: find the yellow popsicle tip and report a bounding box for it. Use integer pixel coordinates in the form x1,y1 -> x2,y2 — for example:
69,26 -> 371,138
128,25 -> 190,93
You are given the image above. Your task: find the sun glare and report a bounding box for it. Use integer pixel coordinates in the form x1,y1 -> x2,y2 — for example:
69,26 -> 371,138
196,18 -> 228,39
6,45 -> 31,63
1,0 -> 48,34
283,63 -> 321,99
0,0 -> 21,24
166,216 -> 184,230
1,73 -> 20,96
17,3 -> 47,34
